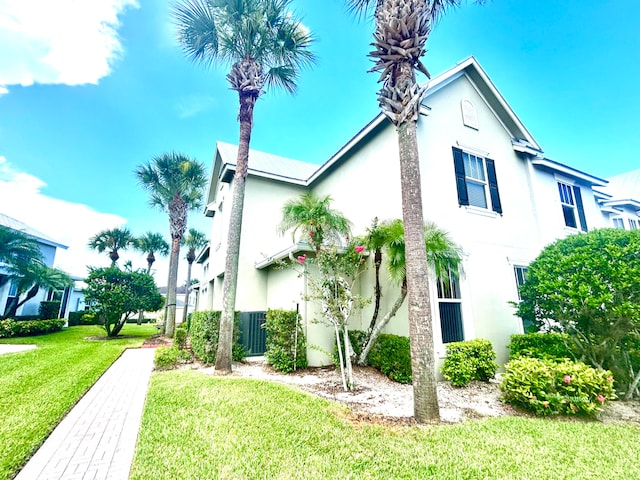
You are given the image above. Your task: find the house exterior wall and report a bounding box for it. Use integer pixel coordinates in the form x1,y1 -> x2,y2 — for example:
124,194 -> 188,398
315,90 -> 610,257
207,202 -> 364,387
200,63 -> 634,369
202,174 -> 308,312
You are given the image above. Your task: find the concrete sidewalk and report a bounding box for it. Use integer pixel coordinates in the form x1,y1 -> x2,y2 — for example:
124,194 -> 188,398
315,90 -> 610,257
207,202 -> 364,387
16,348 -> 155,480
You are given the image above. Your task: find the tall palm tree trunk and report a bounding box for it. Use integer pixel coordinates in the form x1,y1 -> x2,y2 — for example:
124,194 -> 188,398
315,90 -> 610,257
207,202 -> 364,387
182,261 -> 194,325
398,119 -> 440,423
216,91 -> 256,374
165,236 -> 181,337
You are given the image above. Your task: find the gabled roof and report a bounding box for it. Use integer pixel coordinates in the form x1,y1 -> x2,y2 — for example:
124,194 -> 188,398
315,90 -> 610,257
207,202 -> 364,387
531,157 -> 608,187
217,141 -> 318,184
594,169 -> 640,211
0,213 -> 67,249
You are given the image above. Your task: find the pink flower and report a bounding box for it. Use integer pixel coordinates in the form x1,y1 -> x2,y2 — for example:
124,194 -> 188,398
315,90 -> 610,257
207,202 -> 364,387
543,401 -> 549,408
597,394 -> 605,404
563,375 -> 571,384
607,376 -> 614,383
297,254 -> 307,264
355,245 -> 365,254
308,231 -> 315,237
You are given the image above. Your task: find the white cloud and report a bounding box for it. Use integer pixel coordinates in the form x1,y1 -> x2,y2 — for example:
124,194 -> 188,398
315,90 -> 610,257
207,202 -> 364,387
0,156 -> 132,278
0,0 -> 139,89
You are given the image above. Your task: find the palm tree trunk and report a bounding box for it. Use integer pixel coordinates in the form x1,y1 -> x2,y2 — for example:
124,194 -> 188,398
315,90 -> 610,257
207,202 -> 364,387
397,119 -> 440,424
359,280 -> 407,365
181,261 -> 193,325
165,236 -> 181,337
216,92 -> 256,374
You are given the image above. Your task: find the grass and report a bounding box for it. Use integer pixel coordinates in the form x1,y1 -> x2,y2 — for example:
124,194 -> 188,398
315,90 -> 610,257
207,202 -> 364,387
0,324 -> 156,480
132,370 -> 640,480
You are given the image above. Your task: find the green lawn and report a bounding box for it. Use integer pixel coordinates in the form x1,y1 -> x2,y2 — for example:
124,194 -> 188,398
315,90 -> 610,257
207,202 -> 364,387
133,370 -> 640,480
0,325 -> 156,480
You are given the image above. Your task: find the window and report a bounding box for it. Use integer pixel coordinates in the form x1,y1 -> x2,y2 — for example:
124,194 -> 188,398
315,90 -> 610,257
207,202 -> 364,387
437,268 -> 464,344
630,218 -> 639,230
557,182 -> 587,231
613,217 -> 625,229
452,147 -> 502,214
513,266 -> 528,300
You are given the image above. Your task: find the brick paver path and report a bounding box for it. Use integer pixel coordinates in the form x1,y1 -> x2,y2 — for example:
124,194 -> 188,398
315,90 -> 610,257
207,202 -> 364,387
16,348 -> 155,480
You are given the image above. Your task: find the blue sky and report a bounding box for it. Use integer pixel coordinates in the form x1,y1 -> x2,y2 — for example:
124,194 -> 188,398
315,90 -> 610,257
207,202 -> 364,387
1,0 -> 638,282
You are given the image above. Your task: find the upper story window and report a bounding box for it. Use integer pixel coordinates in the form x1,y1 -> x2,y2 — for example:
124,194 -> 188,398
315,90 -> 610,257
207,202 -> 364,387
629,218 -> 639,230
557,182 -> 587,231
612,217 -> 625,229
452,147 -> 502,214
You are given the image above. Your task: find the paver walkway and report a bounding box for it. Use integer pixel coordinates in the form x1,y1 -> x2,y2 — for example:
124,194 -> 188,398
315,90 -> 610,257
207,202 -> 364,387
16,348 -> 155,480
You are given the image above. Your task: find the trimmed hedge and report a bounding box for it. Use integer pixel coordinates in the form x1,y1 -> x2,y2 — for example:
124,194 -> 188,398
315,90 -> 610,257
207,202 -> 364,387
368,333 -> 412,384
508,333 -> 576,361
501,357 -> 616,417
190,311 -> 245,364
441,339 -> 499,387
174,326 -> 187,350
264,309 -> 307,373
68,311 -> 102,326
39,301 -> 60,320
0,318 -> 66,338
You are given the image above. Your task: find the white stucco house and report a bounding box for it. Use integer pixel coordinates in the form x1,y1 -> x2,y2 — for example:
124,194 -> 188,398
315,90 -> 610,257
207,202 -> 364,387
196,56 -> 640,367
0,213 -> 84,319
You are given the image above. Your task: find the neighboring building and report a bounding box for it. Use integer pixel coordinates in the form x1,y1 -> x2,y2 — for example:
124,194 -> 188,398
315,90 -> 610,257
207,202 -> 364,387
197,56 -> 640,367
0,213 -> 84,319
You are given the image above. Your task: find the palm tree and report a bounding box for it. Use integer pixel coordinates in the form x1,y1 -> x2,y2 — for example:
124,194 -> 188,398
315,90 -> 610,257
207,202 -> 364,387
2,263 -> 72,319
346,0 -> 482,423
135,232 -> 170,324
88,227 -> 135,267
182,228 -> 208,324
0,226 -> 44,287
278,192 -> 353,254
173,0 -> 316,374
357,220 -> 463,365
135,152 -> 207,337
136,232 -> 170,274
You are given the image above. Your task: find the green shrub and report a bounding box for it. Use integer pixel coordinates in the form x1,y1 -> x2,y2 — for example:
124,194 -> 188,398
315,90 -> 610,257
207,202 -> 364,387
0,319 -> 66,338
265,309 -> 307,373
508,333 -> 575,361
154,346 -> 193,370
12,315 -> 40,321
68,311 -> 85,326
125,317 -> 151,324
368,333 -> 412,384
441,339 -> 499,387
174,326 -> 188,350
500,357 -> 616,417
38,301 -> 60,320
190,311 -> 245,364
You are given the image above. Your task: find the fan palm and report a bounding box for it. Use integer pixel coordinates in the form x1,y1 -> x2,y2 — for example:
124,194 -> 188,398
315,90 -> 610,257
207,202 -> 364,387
136,232 -> 170,274
278,192 -> 352,254
182,228 -> 208,324
135,152 -> 208,337
173,0 -> 316,373
2,263 -> 72,319
134,232 -> 170,324
88,227 -> 135,267
358,219 -> 463,365
346,0 -> 483,423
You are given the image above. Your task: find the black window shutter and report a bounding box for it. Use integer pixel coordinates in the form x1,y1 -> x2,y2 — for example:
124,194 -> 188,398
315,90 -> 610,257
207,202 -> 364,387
485,158 -> 503,214
573,185 -> 588,232
452,147 -> 469,206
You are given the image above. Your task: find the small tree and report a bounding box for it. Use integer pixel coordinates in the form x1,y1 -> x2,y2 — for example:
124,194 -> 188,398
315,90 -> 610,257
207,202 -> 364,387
84,267 -> 165,337
301,243 -> 368,390
516,228 -> 640,398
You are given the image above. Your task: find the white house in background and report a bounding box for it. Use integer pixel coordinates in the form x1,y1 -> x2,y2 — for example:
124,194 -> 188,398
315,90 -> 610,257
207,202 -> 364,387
0,212 -> 84,319
595,169 -> 640,230
197,56 -> 640,367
